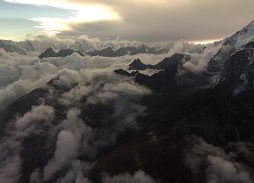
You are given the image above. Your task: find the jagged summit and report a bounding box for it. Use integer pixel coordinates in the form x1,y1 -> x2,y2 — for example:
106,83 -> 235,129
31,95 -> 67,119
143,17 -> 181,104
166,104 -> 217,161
129,59 -> 153,70
128,53 -> 190,70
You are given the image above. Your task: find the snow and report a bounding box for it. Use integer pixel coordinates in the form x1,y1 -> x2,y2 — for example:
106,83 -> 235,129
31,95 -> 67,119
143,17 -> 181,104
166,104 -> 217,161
234,20 -> 254,49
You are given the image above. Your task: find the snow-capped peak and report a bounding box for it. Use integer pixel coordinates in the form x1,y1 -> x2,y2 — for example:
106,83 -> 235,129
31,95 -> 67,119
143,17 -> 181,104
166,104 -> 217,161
231,20 -> 254,49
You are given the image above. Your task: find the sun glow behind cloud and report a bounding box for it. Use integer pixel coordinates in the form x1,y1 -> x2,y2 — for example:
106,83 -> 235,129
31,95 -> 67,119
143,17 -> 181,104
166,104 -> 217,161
3,0 -> 120,36
192,39 -> 222,45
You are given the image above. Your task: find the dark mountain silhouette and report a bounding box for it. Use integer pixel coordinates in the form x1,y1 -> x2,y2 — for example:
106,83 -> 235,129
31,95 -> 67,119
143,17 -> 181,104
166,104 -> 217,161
129,53 -> 191,70
38,48 -> 84,59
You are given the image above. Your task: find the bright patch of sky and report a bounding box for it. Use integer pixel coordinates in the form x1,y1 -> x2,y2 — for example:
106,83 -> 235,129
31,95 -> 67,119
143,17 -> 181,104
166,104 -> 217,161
0,0 -> 120,39
0,0 -> 73,19
0,0 -> 73,40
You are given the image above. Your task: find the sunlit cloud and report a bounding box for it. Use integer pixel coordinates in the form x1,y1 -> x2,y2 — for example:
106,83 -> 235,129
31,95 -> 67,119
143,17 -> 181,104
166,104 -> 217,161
28,17 -> 70,36
2,0 -> 254,42
192,39 -> 222,45
3,0 -> 121,36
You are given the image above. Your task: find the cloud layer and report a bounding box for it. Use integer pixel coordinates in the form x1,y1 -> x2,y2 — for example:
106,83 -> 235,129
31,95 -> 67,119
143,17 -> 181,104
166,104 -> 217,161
0,47 -> 155,182
185,136 -> 254,183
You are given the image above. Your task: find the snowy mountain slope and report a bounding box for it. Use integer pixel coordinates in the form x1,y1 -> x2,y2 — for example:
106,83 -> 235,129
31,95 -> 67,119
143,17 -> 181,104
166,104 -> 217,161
208,20 -> 254,86
228,20 -> 254,50
0,40 -> 27,55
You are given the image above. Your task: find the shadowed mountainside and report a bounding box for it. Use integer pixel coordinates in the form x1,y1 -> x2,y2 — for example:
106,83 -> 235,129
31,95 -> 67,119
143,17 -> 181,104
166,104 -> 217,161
38,48 -> 85,59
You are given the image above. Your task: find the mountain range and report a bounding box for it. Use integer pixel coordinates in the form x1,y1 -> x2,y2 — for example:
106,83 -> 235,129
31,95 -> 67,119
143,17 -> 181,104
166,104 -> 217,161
0,37 -> 206,57
0,21 -> 254,183
0,39 -> 171,56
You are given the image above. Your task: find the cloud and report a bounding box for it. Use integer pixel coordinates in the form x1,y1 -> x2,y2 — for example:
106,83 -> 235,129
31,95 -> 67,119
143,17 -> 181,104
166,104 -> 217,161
49,0 -> 254,42
0,155 -> 21,183
0,104 -> 55,183
29,168 -> 41,183
38,58 -> 151,179
39,101 -> 146,181
4,0 -> 254,42
104,82 -> 151,97
15,105 -> 54,131
40,108 -> 94,182
183,42 -> 222,73
58,85 -> 93,105
185,136 -> 254,183
43,130 -> 77,181
206,155 -> 252,183
0,46 -> 159,111
52,68 -> 81,89
102,170 -> 155,183
0,60 -> 57,110
0,39 -> 226,183
167,42 -> 184,57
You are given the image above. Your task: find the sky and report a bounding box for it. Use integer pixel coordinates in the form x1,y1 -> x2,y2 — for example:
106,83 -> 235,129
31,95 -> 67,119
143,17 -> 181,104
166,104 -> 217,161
0,0 -> 254,43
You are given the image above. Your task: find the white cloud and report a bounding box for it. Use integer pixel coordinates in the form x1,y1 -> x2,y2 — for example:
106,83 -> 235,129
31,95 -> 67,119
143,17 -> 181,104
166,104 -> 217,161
53,68 -> 80,89
15,105 -> 54,131
185,136 -> 254,183
0,54 -> 58,110
58,85 -> 93,105
183,43 -> 222,73
206,155 -> 252,183
0,104 -> 55,183
102,170 -> 155,183
43,130 -> 77,181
